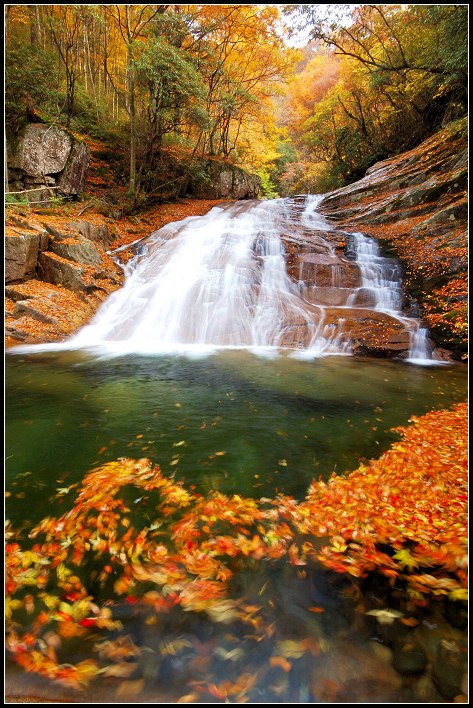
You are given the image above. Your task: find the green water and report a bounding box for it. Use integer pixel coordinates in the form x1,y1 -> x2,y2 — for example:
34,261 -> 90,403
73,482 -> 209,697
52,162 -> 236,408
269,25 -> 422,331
5,349 -> 467,526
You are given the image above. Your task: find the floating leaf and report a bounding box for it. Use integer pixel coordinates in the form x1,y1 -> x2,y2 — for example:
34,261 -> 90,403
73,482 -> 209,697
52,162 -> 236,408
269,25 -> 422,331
269,656 -> 292,672
365,608 -> 404,624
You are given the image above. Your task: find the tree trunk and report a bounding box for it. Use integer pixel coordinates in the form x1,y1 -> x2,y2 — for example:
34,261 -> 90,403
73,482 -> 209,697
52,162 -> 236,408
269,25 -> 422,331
126,6 -> 136,197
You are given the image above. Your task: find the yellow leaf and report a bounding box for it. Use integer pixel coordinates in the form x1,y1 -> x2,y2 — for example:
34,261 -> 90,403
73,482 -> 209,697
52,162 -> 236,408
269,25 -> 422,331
448,588 -> 468,602
275,639 -> 306,658
177,694 -> 200,703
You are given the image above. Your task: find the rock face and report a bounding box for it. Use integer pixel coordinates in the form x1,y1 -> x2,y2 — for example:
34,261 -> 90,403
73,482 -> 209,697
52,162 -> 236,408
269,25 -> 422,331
7,124 -> 90,204
5,216 -> 123,345
276,205 -> 417,359
316,118 -> 467,358
188,160 -> 260,199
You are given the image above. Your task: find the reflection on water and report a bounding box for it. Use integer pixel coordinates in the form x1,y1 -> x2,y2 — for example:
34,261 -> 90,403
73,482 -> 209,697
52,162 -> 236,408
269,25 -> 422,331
5,350 -> 468,703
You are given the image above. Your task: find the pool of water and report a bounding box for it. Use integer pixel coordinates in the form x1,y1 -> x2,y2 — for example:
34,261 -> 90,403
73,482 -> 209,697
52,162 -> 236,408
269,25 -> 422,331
5,349 -> 467,523
5,348 -> 468,703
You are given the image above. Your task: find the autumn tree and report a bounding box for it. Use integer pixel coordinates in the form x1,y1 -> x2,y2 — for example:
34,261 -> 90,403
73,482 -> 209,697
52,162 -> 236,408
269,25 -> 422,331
184,5 -> 299,162
281,4 -> 468,188
103,5 -> 168,196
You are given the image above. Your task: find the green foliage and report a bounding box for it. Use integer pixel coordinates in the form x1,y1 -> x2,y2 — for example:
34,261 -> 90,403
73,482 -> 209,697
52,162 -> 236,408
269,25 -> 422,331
66,85 -> 110,139
255,168 -> 279,199
136,35 -> 207,140
5,193 -> 29,206
5,42 -> 57,138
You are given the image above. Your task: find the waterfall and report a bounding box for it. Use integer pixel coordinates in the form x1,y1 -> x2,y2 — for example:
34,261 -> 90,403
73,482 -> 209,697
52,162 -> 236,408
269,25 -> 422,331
347,232 -> 403,312
58,196 -> 435,363
347,232 -> 433,364
70,199 -> 317,353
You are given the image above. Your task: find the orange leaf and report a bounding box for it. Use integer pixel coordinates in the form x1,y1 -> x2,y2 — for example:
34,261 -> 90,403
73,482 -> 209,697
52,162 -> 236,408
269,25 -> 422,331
400,617 -> 419,627
269,656 -> 292,672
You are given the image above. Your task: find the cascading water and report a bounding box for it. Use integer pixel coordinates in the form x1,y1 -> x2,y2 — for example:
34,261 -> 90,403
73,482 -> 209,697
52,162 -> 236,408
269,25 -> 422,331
70,199 -> 319,353
346,232 -> 433,363
347,232 -> 403,313
65,195 -> 434,363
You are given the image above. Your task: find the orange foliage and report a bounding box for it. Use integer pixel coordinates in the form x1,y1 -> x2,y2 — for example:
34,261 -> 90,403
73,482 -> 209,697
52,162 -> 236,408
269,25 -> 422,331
5,401 -> 468,691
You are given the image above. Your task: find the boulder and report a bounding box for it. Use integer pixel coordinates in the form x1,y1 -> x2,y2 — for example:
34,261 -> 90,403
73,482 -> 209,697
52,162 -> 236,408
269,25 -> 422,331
9,124 -> 72,176
5,229 -> 48,282
57,140 -> 90,196
37,251 -> 87,292
4,280 -> 97,344
310,639 -> 403,702
7,123 -> 90,200
66,220 -> 114,247
315,119 -> 467,358
189,160 -> 260,199
50,235 -> 103,266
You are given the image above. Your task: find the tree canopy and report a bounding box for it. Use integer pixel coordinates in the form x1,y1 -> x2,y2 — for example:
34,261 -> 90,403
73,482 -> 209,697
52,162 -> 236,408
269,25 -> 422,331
5,4 -> 468,198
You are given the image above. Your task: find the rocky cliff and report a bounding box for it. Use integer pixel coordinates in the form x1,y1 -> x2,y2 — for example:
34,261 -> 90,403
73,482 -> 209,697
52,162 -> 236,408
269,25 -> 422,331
186,159 -> 261,199
7,124 -> 90,204
317,118 -> 467,359
5,217 -> 123,344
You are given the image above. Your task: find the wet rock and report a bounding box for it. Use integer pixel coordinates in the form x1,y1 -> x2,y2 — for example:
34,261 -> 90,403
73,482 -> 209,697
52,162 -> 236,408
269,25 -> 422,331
300,285 -> 354,307
391,638 -> 428,675
325,307 -> 411,358
315,119 -> 467,357
287,259 -> 361,289
431,639 -> 468,700
349,287 -> 378,308
309,638 -> 403,702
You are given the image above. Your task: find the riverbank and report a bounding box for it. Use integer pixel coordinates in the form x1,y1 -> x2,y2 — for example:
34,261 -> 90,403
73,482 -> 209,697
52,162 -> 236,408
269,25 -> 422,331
5,198 -> 227,349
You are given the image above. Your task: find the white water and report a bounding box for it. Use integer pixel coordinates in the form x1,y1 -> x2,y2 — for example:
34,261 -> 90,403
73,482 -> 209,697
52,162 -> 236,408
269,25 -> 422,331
70,199 -> 318,353
14,196 -> 436,364
348,232 -> 403,312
